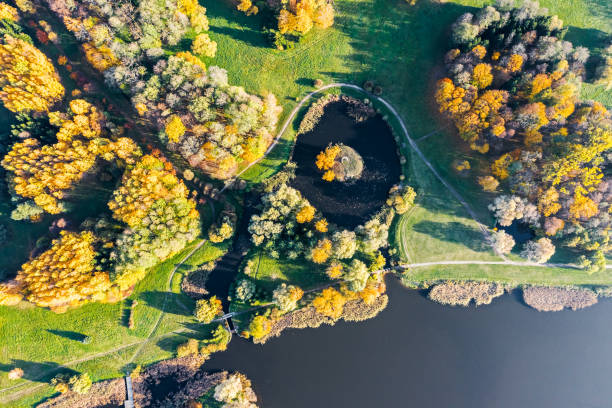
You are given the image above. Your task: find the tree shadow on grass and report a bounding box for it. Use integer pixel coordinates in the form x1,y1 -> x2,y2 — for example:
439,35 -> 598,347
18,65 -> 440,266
0,360 -> 78,383
139,291 -> 195,316
205,0 -> 271,49
46,329 -> 88,342
412,220 -> 488,253
156,326 -> 210,353
209,26 -> 267,48
322,0 -> 612,225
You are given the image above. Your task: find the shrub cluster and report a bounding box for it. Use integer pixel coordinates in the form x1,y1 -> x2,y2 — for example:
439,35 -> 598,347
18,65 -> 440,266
437,1 -> 612,264
428,281 -> 505,306
42,0 -> 282,179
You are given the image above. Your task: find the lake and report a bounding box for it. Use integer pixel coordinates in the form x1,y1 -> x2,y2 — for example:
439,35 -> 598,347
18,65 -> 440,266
205,276 -> 612,408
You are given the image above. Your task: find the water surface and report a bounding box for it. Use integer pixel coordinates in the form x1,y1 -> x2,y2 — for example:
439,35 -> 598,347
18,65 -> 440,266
206,277 -> 612,408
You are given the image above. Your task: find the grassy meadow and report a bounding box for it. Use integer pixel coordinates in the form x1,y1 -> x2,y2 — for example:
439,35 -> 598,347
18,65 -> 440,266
0,0 -> 611,405
203,0 -> 611,282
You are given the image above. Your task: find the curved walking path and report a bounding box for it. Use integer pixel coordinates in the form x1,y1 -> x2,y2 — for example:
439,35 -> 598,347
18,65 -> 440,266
218,83 -> 504,260
1,200 -> 219,403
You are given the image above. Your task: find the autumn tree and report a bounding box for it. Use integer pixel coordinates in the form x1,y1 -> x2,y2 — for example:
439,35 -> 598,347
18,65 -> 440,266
109,155 -> 199,289
272,283 -> 304,312
386,184 -> 416,214
331,230 -> 357,259
2,99 -> 140,214
192,33 -> 217,58
437,2 -> 612,260
15,231 -> 111,312
311,238 -> 332,264
277,0 -> 334,34
0,33 -> 64,112
487,230 -> 515,255
344,259 -> 369,292
312,287 -> 346,319
194,296 -> 223,323
521,238 -> 555,264
248,315 -> 272,340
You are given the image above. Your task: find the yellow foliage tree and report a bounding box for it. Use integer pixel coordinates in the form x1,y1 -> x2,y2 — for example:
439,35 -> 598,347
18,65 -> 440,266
16,231 -> 111,312
569,191 -> 598,220
326,262 -> 343,279
82,42 -> 119,71
165,115 -> 186,143
472,63 -> 493,89
1,99 -> 140,214
478,175 -> 499,192
249,315 -> 272,340
312,287 -> 346,319
0,35 -> 64,112
296,205 -> 315,223
0,3 -> 19,21
108,155 -> 190,227
311,238 -> 332,264
315,218 -> 328,232
236,0 -> 258,16
537,187 -> 561,216
506,54 -> 523,72
192,33 -> 217,58
277,0 -> 334,34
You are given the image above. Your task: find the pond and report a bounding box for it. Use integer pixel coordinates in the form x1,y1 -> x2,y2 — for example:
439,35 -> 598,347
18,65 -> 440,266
290,101 -> 401,228
204,276 -> 612,407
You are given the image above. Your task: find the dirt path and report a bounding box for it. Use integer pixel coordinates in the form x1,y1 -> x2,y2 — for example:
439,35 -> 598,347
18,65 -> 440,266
219,83 -> 506,260
0,238 -> 209,404
0,327 -> 192,404
125,238 -> 208,365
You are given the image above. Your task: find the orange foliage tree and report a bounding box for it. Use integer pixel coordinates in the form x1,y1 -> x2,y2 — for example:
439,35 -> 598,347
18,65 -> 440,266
312,287 -> 346,319
438,3 -> 612,255
2,99 -> 140,214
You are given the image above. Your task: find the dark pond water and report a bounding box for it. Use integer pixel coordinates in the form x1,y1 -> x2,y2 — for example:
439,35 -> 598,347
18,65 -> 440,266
501,220 -> 535,246
205,276 -> 612,408
291,101 -> 401,228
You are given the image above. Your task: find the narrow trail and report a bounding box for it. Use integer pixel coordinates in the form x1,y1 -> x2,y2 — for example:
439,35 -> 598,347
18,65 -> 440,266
219,83 -> 505,261
125,238 -> 208,365
399,260 -> 580,269
0,328 -> 192,403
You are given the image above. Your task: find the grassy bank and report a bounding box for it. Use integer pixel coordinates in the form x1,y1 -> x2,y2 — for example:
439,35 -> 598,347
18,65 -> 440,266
401,263 -> 612,287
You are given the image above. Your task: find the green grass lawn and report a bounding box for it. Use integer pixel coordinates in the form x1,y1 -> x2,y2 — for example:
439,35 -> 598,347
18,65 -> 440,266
250,252 -> 330,291
204,0 -> 611,281
1,0 -> 611,405
401,262 -> 612,287
0,220 -> 230,407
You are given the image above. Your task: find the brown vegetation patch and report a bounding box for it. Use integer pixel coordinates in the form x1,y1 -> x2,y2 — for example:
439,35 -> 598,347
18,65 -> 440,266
181,269 -> 211,299
37,376 -> 125,408
298,95 -> 375,135
38,356 -> 225,408
254,295 -> 388,344
522,286 -> 598,312
428,281 -> 505,306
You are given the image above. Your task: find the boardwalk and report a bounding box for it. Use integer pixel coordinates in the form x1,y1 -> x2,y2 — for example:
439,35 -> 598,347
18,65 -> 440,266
124,376 -> 134,408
